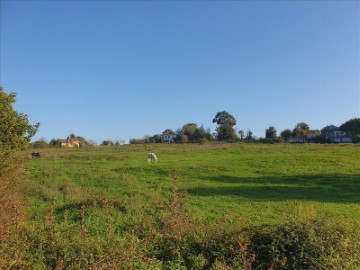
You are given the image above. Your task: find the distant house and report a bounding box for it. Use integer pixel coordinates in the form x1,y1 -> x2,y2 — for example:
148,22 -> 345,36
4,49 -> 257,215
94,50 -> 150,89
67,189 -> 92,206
288,137 -> 306,143
160,132 -> 176,143
59,138 -> 80,147
321,125 -> 352,143
321,125 -> 339,139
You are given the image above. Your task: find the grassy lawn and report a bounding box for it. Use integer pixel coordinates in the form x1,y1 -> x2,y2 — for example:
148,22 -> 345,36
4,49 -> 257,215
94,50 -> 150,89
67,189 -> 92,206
24,143 -> 360,224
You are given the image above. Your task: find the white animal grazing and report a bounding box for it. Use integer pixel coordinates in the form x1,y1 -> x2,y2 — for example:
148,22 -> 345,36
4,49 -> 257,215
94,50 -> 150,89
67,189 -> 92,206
147,152 -> 158,163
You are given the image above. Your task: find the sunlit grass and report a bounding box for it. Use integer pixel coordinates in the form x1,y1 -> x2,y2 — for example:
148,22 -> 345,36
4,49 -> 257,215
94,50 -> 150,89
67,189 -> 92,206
24,143 -> 360,224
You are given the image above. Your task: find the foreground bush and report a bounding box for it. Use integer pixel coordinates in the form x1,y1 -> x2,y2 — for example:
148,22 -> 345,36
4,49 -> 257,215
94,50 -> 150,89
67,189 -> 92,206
247,220 -> 360,270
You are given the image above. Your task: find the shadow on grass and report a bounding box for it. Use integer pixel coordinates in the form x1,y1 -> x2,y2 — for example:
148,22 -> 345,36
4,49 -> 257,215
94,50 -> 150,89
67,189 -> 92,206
189,174 -> 360,203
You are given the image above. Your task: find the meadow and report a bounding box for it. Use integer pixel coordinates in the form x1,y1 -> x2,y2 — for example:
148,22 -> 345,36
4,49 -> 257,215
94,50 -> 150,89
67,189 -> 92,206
1,143 -> 360,269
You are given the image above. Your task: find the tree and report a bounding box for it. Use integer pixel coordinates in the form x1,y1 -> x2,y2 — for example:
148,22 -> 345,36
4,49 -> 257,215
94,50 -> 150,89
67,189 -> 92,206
213,111 -> 237,141
216,124 -> 237,141
265,126 -> 277,139
32,138 -> 48,148
280,129 -> 292,141
162,129 -> 175,135
238,130 -> 245,141
49,138 -> 61,147
212,111 -> 237,126
88,140 -> 98,146
178,123 -> 212,142
182,123 -> 197,141
0,87 -> 39,168
0,87 -> 39,151
101,140 -> 114,146
295,122 -> 309,131
339,118 -> 360,138
293,122 -> 309,139
246,130 -> 253,141
67,134 -> 88,147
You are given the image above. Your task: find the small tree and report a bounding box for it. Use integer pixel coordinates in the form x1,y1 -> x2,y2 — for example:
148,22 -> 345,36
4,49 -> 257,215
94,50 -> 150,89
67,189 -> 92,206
180,135 -> 189,144
280,129 -> 292,142
32,138 -> 48,148
238,130 -> 245,141
213,111 -> 237,141
101,140 -> 114,146
293,122 -> 310,140
246,130 -> 253,141
163,129 -> 175,135
182,123 -> 198,141
265,126 -> 277,139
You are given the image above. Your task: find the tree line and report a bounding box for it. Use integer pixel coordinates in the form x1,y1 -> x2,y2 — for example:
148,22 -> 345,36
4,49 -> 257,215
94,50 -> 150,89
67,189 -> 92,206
1,86 -> 358,152
132,111 -> 360,144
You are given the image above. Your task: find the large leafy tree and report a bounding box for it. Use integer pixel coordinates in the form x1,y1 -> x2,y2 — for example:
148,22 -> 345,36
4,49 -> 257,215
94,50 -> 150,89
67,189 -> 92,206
339,118 -> 360,138
0,87 -> 39,168
212,111 -> 237,126
0,87 -> 39,151
213,111 -> 237,141
293,122 -> 309,139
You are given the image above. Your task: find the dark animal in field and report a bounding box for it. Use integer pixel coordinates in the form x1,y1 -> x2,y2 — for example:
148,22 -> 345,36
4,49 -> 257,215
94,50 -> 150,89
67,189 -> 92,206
31,152 -> 41,159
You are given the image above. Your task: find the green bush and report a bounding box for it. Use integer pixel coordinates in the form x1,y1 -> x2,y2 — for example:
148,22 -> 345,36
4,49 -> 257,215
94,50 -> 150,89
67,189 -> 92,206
247,219 -> 360,270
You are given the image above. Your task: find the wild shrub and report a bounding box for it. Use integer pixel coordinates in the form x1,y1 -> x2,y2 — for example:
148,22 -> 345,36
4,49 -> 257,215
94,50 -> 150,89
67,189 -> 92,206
247,219 -> 360,270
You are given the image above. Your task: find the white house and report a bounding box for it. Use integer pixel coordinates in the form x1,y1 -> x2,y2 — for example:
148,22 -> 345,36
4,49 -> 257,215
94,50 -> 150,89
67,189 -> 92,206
160,133 -> 176,143
321,125 -> 352,143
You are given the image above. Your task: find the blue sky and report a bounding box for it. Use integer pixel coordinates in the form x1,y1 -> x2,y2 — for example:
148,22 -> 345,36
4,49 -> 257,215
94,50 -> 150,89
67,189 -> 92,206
1,0 -> 359,143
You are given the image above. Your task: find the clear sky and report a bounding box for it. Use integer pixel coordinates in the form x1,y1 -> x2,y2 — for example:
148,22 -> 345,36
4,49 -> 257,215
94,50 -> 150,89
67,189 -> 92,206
1,0 -> 359,143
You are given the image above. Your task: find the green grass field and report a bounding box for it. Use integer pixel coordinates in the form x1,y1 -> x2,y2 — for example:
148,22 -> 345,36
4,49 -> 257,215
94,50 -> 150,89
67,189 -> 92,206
25,143 -> 360,224
2,143 -> 360,269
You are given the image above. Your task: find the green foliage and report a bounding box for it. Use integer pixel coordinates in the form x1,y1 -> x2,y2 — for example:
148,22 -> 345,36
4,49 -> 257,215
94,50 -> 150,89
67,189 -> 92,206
248,219 -> 360,270
238,130 -> 245,141
213,111 -> 237,127
0,87 -> 39,151
32,138 -> 49,148
179,124 -> 212,142
216,124 -> 237,141
180,135 -> 189,143
340,118 -> 360,138
265,126 -> 277,139
0,87 -> 39,169
101,140 -> 115,146
148,134 -> 162,143
182,123 -> 198,141
280,129 -> 292,141
246,129 -> 253,141
293,122 -> 310,139
49,138 -> 61,147
130,138 -> 145,144
163,128 -> 175,135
